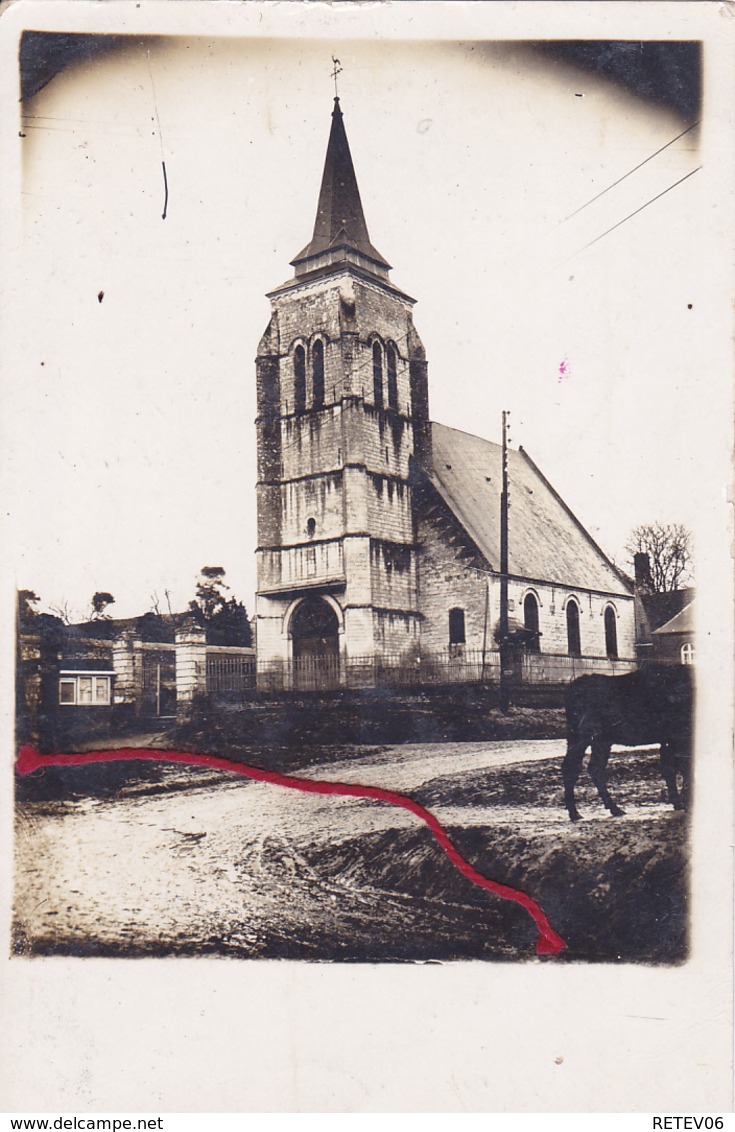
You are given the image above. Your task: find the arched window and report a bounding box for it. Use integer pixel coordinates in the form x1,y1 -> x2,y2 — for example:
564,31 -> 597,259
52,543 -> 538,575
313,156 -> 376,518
387,344 -> 398,411
312,339 -> 325,409
306,517 -> 316,539
372,341 -> 383,408
449,607 -> 466,645
293,345 -> 306,414
566,599 -> 581,657
681,642 -> 695,665
604,605 -> 618,659
523,593 -> 540,652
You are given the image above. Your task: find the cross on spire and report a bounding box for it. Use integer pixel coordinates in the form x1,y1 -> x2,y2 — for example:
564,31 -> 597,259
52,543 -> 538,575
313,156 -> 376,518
331,56 -> 342,99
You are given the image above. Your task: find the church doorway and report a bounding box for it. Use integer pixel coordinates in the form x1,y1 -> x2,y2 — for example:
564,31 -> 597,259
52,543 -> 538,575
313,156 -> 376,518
291,596 -> 341,691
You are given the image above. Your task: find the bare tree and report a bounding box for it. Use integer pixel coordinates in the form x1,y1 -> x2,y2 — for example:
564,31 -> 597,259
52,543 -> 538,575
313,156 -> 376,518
48,599 -> 76,625
626,522 -> 693,593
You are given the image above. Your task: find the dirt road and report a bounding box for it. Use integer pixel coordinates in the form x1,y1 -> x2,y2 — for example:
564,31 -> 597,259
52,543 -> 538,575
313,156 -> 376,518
14,738 -> 687,962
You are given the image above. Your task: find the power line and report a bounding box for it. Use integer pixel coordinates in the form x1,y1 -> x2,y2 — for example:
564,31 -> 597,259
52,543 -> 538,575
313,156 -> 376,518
559,121 -> 699,225
560,165 -> 702,265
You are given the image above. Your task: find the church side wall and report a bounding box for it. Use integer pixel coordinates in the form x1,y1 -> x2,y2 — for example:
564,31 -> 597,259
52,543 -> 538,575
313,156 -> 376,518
417,511 -> 489,652
515,585 -> 635,659
417,508 -> 636,660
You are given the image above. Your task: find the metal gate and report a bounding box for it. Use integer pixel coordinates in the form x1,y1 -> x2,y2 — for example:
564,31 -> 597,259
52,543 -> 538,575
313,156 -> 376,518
142,649 -> 177,716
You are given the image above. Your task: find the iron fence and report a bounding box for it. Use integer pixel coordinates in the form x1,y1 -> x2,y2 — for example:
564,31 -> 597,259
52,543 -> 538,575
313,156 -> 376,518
253,649 -> 636,694
519,652 -> 637,683
371,648 -> 499,688
206,653 -> 257,694
293,653 -> 341,692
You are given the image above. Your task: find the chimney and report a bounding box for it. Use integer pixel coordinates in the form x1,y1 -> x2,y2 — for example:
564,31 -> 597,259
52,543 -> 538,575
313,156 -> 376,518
634,552 -> 652,590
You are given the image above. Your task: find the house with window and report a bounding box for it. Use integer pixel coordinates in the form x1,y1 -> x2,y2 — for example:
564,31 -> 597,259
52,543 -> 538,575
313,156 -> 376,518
254,97 -> 636,691
631,553 -> 694,666
17,612 -> 256,747
650,600 -> 695,666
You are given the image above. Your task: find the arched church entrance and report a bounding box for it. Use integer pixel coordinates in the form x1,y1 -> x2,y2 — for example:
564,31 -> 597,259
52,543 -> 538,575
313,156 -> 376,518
290,596 -> 341,691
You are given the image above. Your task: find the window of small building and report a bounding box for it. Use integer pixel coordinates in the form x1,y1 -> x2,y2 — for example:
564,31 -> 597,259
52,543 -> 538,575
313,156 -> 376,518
59,679 -> 76,705
604,605 -> 618,659
681,642 -> 695,665
387,344 -> 398,411
78,676 -> 94,704
523,592 -> 540,651
449,607 -> 466,645
373,341 -> 384,408
306,517 -> 316,538
566,600 -> 581,657
294,345 -> 306,414
58,674 -> 112,706
312,339 -> 325,409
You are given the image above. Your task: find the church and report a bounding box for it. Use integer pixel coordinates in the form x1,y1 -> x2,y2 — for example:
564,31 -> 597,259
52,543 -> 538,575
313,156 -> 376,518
254,97 -> 635,691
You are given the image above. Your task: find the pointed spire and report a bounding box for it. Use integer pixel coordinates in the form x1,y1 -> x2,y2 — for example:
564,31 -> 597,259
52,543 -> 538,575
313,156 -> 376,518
291,98 -> 391,275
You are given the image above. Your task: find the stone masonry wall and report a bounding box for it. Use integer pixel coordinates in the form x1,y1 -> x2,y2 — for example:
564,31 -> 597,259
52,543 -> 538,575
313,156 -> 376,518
255,265 -> 429,668
417,510 -> 489,653
417,504 -> 636,659
272,274 -> 419,416
373,608 -> 422,655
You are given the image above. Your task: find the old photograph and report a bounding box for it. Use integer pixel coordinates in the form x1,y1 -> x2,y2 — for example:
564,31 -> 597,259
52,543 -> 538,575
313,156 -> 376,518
10,28 -> 706,968
4,2 -> 729,982
3,0 -> 734,1115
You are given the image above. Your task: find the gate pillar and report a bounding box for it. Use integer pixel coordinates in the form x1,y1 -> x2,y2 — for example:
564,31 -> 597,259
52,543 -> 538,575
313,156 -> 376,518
175,621 -> 208,712
112,631 -> 144,715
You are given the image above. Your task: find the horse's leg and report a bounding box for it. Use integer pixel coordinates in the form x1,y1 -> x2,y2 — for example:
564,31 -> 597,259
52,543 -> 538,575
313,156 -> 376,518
660,742 -> 685,811
681,759 -> 692,809
681,736 -> 693,810
562,739 -> 586,822
588,739 -> 625,817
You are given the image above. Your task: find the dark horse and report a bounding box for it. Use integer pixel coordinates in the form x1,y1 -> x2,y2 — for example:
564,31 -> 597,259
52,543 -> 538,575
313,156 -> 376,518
562,665 -> 693,822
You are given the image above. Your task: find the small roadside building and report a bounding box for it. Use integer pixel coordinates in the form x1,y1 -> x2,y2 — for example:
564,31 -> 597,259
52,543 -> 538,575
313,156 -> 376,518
17,612 -> 256,748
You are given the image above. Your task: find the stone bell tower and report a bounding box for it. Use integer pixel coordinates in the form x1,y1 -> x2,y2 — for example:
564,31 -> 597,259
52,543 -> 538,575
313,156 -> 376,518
255,97 -> 430,689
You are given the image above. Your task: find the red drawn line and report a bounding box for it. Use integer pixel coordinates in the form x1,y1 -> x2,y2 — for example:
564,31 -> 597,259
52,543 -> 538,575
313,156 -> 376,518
16,745 -> 566,956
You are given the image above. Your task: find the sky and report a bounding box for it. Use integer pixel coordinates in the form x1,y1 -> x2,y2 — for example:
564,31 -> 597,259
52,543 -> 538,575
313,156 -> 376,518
9,33 -> 709,620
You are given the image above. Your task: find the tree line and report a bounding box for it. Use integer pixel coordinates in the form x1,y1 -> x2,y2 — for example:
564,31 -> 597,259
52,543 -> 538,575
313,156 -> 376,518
17,566 -> 253,648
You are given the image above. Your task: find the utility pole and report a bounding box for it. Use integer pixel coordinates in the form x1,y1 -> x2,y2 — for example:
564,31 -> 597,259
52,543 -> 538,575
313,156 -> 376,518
499,410 -> 511,713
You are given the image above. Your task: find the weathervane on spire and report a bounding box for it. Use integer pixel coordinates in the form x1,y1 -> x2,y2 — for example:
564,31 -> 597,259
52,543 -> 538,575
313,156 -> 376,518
331,56 -> 342,99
